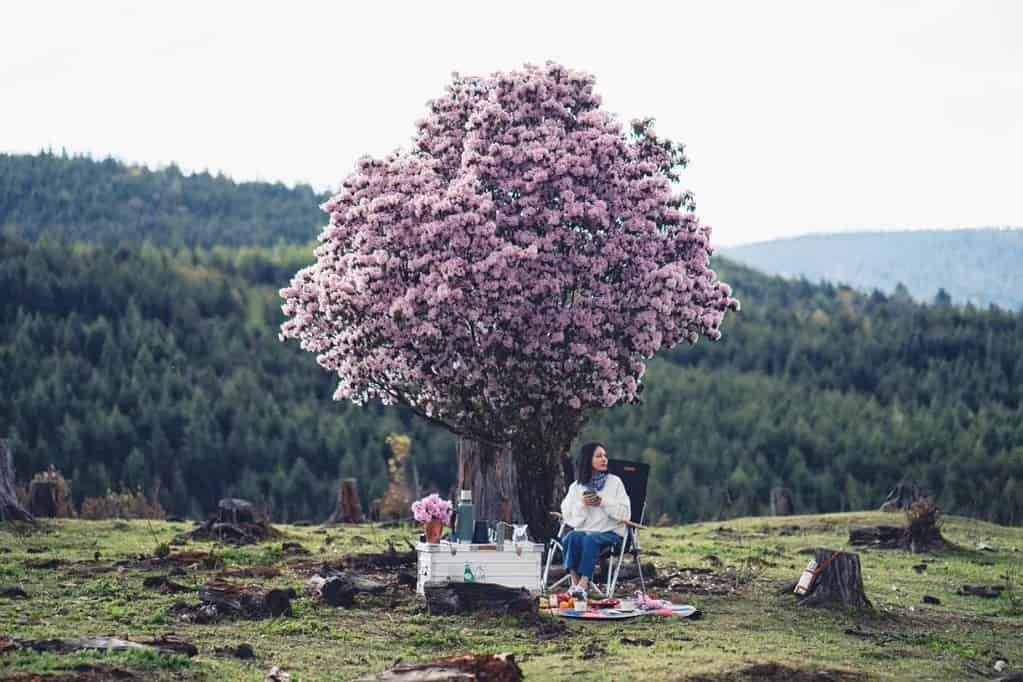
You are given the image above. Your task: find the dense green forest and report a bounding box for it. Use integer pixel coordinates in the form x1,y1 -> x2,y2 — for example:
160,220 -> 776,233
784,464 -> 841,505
1,153 -> 1021,525
723,229 -> 1023,311
0,152 -> 325,247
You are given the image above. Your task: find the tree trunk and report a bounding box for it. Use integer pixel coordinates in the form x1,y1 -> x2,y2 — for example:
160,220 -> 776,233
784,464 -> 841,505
797,548 -> 871,609
770,487 -> 794,516
511,434 -> 573,544
326,479 -> 365,524
0,439 -> 32,522
456,438 -> 519,525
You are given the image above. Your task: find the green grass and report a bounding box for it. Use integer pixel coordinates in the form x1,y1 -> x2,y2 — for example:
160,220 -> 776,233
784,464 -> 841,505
1,513 -> 1021,680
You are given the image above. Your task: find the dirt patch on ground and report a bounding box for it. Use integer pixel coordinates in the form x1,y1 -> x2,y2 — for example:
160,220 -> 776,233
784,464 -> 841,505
688,662 -> 871,681
640,567 -> 746,596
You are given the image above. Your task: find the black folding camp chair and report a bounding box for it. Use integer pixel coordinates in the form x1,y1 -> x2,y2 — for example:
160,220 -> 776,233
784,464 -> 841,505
541,459 -> 649,599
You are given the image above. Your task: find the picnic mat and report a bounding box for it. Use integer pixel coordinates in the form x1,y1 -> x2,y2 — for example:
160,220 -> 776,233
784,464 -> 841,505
556,603 -> 699,620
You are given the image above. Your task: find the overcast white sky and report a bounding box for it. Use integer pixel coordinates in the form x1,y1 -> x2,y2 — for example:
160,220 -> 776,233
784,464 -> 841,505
2,1 -> 1021,246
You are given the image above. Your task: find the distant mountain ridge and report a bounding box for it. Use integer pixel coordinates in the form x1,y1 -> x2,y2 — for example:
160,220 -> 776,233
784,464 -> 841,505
721,228 -> 1023,311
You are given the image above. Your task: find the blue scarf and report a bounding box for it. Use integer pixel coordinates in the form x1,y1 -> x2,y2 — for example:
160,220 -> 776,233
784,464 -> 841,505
588,471 -> 609,492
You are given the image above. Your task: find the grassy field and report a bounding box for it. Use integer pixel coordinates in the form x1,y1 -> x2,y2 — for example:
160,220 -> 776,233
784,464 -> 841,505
1,512 -> 1021,681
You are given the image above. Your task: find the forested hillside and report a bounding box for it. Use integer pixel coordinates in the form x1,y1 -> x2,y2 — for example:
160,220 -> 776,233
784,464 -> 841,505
722,229 -> 1023,311
3,232 -> 1021,525
0,152 -> 325,247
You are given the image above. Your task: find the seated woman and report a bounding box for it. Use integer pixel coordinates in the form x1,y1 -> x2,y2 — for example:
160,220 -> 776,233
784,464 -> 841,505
559,442 -> 631,598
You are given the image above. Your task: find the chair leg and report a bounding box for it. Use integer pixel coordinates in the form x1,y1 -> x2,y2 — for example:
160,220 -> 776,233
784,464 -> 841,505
542,540 -> 563,593
607,544 -> 627,599
635,552 -> 647,596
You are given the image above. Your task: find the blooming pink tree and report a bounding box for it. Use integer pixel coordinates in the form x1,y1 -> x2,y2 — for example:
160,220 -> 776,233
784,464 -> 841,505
281,62 -> 739,538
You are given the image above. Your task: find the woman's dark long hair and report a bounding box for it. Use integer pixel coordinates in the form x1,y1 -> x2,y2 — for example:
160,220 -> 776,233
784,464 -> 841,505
574,442 -> 605,485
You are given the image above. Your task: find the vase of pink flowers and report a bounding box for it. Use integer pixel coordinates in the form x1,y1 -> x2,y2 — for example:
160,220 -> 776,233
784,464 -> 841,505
411,493 -> 453,544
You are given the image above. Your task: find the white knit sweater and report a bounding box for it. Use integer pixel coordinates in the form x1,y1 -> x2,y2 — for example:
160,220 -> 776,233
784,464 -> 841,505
559,474 -> 631,539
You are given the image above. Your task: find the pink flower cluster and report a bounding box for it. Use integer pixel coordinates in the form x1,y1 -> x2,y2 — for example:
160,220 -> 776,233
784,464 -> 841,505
280,62 -> 739,444
411,493 -> 453,524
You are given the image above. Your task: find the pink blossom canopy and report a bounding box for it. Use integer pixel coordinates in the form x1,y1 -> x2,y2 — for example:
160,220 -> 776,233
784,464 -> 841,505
280,62 -> 739,443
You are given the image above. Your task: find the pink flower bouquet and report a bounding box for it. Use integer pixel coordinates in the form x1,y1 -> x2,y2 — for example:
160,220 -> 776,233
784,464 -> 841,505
411,493 -> 453,524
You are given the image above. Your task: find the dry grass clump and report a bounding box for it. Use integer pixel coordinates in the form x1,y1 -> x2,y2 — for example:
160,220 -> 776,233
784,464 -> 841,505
80,487 -> 165,520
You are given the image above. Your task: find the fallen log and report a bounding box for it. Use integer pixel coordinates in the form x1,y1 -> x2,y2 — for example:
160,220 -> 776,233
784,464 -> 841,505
306,571 -> 387,607
849,526 -> 903,548
199,578 -> 294,618
424,582 -> 535,616
353,653 -> 523,682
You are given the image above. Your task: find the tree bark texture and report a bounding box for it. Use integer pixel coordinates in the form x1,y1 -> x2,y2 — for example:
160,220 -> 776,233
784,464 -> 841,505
456,438 -> 520,525
798,548 -> 871,609
326,478 -> 365,524
512,443 -> 570,544
0,439 -> 32,522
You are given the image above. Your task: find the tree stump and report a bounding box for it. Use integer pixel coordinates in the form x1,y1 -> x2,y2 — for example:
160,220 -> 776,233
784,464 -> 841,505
0,439 -> 32,522
326,479 -> 364,524
424,582 -> 536,615
797,548 -> 871,609
218,498 -> 256,525
770,487 -> 794,516
199,578 -> 293,618
28,480 -> 59,518
879,481 -> 929,512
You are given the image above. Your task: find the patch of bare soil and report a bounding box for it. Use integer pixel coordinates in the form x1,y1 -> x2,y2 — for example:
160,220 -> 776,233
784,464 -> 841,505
640,566 -> 746,596
688,662 -> 871,681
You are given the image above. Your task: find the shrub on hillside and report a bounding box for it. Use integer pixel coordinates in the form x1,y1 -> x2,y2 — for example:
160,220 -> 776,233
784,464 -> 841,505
80,488 -> 166,520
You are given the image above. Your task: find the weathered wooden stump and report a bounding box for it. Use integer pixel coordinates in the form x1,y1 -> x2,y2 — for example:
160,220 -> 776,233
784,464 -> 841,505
797,548 -> 871,609
326,478 -> 365,524
424,582 -> 535,615
218,498 -> 256,525
199,578 -> 293,618
0,439 -> 32,522
770,487 -> 794,516
28,480 -> 59,518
